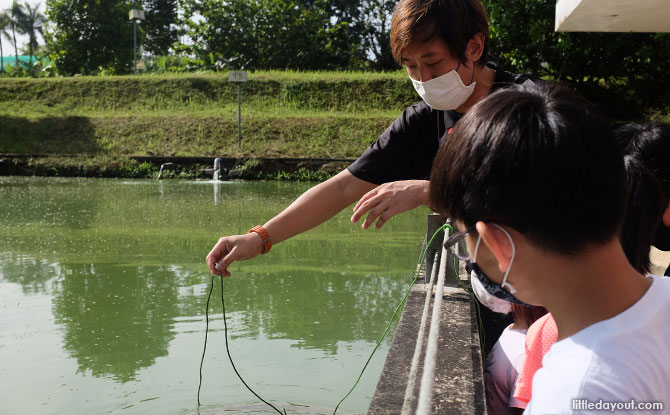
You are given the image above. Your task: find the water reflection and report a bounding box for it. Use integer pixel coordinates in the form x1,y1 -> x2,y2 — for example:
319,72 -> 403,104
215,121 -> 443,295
186,268 -> 406,354
51,263 -> 179,382
0,252 -> 62,294
42,257 -> 408,381
0,177 -> 427,413
214,180 -> 220,205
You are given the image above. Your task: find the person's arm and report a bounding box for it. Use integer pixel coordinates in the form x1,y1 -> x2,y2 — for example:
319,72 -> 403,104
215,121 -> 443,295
206,169 -> 376,276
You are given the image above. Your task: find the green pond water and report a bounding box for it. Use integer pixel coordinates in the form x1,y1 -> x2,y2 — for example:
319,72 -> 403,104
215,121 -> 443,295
0,177 -> 429,415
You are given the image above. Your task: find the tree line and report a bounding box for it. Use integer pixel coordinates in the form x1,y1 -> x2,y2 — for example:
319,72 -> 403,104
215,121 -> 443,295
1,0 -> 668,110
37,0 -> 399,74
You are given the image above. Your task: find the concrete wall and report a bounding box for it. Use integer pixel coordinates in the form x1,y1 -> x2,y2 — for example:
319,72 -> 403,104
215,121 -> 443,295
367,214 -> 488,414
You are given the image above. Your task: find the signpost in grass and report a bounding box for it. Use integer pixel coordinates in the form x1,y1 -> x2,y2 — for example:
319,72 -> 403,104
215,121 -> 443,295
228,71 -> 248,149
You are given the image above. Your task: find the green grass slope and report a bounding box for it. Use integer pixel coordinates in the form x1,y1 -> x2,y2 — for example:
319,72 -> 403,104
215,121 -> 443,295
0,71 -> 417,159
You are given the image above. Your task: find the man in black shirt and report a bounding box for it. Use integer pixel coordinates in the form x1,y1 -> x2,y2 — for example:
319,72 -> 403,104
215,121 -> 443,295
349,62 -> 530,185
207,0 -> 532,277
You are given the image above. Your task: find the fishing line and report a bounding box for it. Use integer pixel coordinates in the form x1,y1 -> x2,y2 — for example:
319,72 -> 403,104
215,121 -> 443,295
197,268 -> 287,415
332,223 -> 456,414
197,273 -> 215,406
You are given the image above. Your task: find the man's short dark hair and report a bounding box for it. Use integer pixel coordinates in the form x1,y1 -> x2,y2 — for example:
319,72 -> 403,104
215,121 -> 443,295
429,82 -> 627,255
390,0 -> 490,66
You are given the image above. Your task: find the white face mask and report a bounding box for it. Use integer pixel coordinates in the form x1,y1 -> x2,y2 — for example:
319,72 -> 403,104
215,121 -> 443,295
468,224 -> 520,314
470,270 -> 512,314
410,63 -> 476,111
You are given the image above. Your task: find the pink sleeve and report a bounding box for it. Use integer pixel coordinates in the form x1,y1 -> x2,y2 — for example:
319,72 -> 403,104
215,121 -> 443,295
512,313 -> 558,403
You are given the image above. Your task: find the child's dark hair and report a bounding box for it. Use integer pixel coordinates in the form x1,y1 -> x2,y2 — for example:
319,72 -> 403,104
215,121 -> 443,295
616,122 -> 670,197
616,122 -> 670,272
429,82 -> 627,255
619,157 -> 664,274
390,0 -> 489,66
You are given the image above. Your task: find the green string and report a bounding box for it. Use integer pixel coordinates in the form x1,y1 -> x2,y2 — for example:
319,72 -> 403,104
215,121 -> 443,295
198,271 -> 287,415
218,271 -> 287,415
332,223 -> 455,414
200,222 -> 485,415
197,273 -> 215,406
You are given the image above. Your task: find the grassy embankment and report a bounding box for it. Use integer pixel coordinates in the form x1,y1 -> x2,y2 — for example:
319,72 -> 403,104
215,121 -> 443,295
0,71 -> 416,179
2,71 -> 668,179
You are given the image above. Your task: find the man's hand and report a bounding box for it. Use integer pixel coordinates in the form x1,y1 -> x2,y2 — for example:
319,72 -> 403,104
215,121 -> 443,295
205,232 -> 263,277
351,180 -> 430,229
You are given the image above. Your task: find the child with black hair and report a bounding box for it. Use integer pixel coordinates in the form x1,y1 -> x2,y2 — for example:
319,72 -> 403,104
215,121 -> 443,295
513,127 -> 670,406
430,83 -> 670,413
616,122 -> 670,276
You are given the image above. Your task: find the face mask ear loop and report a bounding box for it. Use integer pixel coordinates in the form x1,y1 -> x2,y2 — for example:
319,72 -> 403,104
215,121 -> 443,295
457,59 -> 475,85
492,224 -> 517,293
473,232 -> 483,263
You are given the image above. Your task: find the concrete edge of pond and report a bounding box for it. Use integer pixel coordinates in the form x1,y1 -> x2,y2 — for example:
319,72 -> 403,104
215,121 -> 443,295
367,281 -> 486,414
367,214 -> 487,414
0,154 -> 356,180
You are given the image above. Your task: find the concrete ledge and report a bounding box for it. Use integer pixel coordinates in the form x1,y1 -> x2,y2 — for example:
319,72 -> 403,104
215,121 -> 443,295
368,280 -> 485,414
368,214 -> 490,414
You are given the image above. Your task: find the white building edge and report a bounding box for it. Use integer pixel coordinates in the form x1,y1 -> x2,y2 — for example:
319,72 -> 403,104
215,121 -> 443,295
555,0 -> 670,32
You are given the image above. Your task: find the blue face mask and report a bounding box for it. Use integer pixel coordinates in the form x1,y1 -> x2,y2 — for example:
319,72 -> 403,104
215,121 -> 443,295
467,224 -> 530,306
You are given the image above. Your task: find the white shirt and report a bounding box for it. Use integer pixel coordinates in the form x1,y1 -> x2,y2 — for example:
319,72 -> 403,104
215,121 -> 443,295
525,275 -> 670,414
485,325 -> 528,414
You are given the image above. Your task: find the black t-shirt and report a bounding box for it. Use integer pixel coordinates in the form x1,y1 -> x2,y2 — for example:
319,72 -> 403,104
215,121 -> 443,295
348,63 -> 533,185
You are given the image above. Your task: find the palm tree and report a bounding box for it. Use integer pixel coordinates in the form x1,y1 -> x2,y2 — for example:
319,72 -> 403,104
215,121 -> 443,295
3,1 -> 24,68
16,2 -> 45,71
0,12 -> 10,72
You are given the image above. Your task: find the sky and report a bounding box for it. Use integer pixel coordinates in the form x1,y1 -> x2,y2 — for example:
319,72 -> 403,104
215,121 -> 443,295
0,0 -> 45,53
